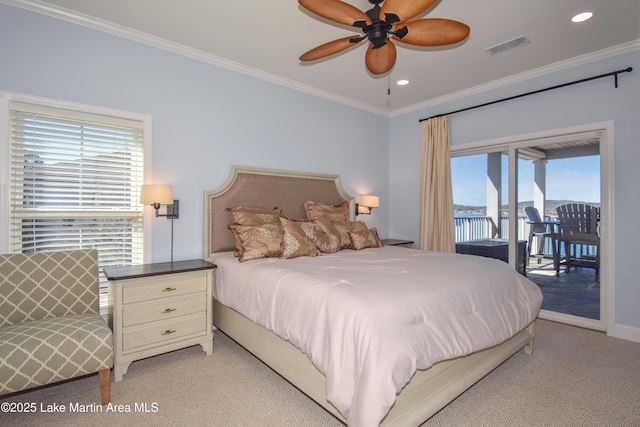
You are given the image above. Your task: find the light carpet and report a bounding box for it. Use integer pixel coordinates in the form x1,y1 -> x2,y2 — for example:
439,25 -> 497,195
2,320 -> 639,427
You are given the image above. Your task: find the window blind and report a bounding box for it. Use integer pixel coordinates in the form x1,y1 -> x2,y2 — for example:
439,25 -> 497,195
9,102 -> 145,298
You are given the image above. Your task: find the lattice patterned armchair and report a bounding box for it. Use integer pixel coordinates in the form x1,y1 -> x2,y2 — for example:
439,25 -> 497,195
0,250 -> 113,404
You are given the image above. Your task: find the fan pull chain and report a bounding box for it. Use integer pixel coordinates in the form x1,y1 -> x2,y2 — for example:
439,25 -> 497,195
387,45 -> 391,96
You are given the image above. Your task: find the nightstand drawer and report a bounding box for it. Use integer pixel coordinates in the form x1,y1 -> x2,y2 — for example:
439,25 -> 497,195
123,295 -> 206,327
123,314 -> 206,351
123,273 -> 206,304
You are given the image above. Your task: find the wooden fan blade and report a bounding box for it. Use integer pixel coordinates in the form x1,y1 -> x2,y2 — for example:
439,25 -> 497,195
300,35 -> 362,61
380,0 -> 437,23
392,19 -> 470,46
299,0 -> 371,27
365,41 -> 397,75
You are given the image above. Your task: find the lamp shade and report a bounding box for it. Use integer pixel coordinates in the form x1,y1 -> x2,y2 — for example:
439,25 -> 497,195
360,195 -> 379,208
140,185 -> 174,205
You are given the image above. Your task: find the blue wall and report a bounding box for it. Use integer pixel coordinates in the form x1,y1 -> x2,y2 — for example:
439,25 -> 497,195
389,49 -> 640,336
0,3 -> 389,262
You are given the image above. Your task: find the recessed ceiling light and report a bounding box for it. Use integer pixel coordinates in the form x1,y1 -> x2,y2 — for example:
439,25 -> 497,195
396,79 -> 409,86
572,11 -> 593,23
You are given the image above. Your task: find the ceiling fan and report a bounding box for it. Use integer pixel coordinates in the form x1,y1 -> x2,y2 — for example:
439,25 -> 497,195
299,0 -> 470,75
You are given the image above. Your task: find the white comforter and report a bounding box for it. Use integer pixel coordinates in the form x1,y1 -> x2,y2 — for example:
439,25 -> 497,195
213,246 -> 542,427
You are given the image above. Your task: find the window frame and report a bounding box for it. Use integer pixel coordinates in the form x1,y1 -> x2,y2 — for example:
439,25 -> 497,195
0,91 -> 153,303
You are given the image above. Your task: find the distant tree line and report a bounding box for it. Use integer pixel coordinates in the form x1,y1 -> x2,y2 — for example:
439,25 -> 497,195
454,200 -> 601,215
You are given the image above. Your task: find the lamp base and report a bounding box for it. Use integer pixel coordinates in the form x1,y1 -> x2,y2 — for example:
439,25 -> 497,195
355,203 -> 372,215
167,200 -> 179,219
155,200 -> 179,219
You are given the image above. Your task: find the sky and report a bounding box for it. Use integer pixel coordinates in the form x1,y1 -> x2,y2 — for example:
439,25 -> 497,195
451,154 -> 601,206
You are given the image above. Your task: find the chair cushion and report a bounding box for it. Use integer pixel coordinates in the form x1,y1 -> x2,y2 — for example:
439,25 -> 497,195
0,314 -> 113,395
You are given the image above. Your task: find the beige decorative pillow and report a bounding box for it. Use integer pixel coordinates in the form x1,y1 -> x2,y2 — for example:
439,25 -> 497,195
228,223 -> 283,262
280,217 -> 318,259
369,228 -> 384,247
333,221 -> 369,249
349,229 -> 382,250
227,206 -> 282,225
227,206 -> 283,256
304,201 -> 349,223
313,217 -> 341,253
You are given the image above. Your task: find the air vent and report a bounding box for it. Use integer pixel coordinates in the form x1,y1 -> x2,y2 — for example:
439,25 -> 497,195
485,36 -> 530,55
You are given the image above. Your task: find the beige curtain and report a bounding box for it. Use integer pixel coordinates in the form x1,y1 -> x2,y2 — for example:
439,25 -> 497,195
419,116 -> 456,252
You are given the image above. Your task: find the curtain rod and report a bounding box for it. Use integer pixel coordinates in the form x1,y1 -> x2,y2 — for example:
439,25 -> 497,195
418,66 -> 633,123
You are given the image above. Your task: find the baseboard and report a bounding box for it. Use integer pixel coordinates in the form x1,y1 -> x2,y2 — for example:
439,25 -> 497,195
610,323 -> 640,343
540,310 -> 640,344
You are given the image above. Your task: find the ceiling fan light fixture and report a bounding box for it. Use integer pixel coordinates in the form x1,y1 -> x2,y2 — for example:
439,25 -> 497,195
572,11 -> 593,23
298,0 -> 469,76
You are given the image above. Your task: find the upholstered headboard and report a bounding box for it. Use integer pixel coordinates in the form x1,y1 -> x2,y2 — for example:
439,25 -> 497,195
203,165 -> 355,261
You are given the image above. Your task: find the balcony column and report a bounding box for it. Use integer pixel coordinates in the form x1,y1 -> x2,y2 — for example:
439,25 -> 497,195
486,153 -> 502,238
534,159 -> 548,218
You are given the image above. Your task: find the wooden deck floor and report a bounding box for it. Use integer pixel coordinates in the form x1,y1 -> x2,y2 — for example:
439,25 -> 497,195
525,257 -> 599,320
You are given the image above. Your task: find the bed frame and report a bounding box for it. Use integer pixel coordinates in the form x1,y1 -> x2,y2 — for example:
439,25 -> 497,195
204,165 -> 535,426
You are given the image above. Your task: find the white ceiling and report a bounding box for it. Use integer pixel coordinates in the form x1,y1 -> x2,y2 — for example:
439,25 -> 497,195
7,0 -> 640,116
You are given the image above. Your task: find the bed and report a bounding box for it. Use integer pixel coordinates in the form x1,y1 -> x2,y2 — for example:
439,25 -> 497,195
204,165 -> 543,427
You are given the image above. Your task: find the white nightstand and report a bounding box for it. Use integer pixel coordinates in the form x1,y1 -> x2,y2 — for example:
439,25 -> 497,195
104,259 -> 216,382
382,239 -> 415,248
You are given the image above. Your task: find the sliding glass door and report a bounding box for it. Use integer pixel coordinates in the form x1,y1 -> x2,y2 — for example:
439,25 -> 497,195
451,127 -> 608,331
451,148 -> 527,276
517,147 -> 601,316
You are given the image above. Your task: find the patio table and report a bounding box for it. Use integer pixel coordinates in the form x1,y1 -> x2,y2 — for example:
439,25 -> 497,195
455,238 -> 527,276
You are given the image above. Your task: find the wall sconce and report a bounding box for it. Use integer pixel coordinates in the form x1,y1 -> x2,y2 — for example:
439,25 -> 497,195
140,185 -> 179,219
140,184 -> 180,262
356,195 -> 379,216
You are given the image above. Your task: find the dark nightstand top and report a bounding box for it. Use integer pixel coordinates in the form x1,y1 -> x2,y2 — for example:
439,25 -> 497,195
103,259 -> 216,281
382,239 -> 415,247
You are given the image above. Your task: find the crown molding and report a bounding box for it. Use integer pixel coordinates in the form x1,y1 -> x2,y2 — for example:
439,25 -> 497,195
1,0 -> 390,117
390,40 -> 640,118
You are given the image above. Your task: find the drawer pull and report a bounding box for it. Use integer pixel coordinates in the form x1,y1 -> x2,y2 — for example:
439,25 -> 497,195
161,329 -> 176,336
162,308 -> 176,314
161,287 -> 177,292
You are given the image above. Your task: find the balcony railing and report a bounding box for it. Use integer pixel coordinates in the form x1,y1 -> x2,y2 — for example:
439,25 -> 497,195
454,215 -> 540,245
455,215 -> 596,257
454,215 -> 533,241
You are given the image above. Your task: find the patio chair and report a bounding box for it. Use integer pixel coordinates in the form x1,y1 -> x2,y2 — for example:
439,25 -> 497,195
555,203 -> 600,280
524,206 -> 558,270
